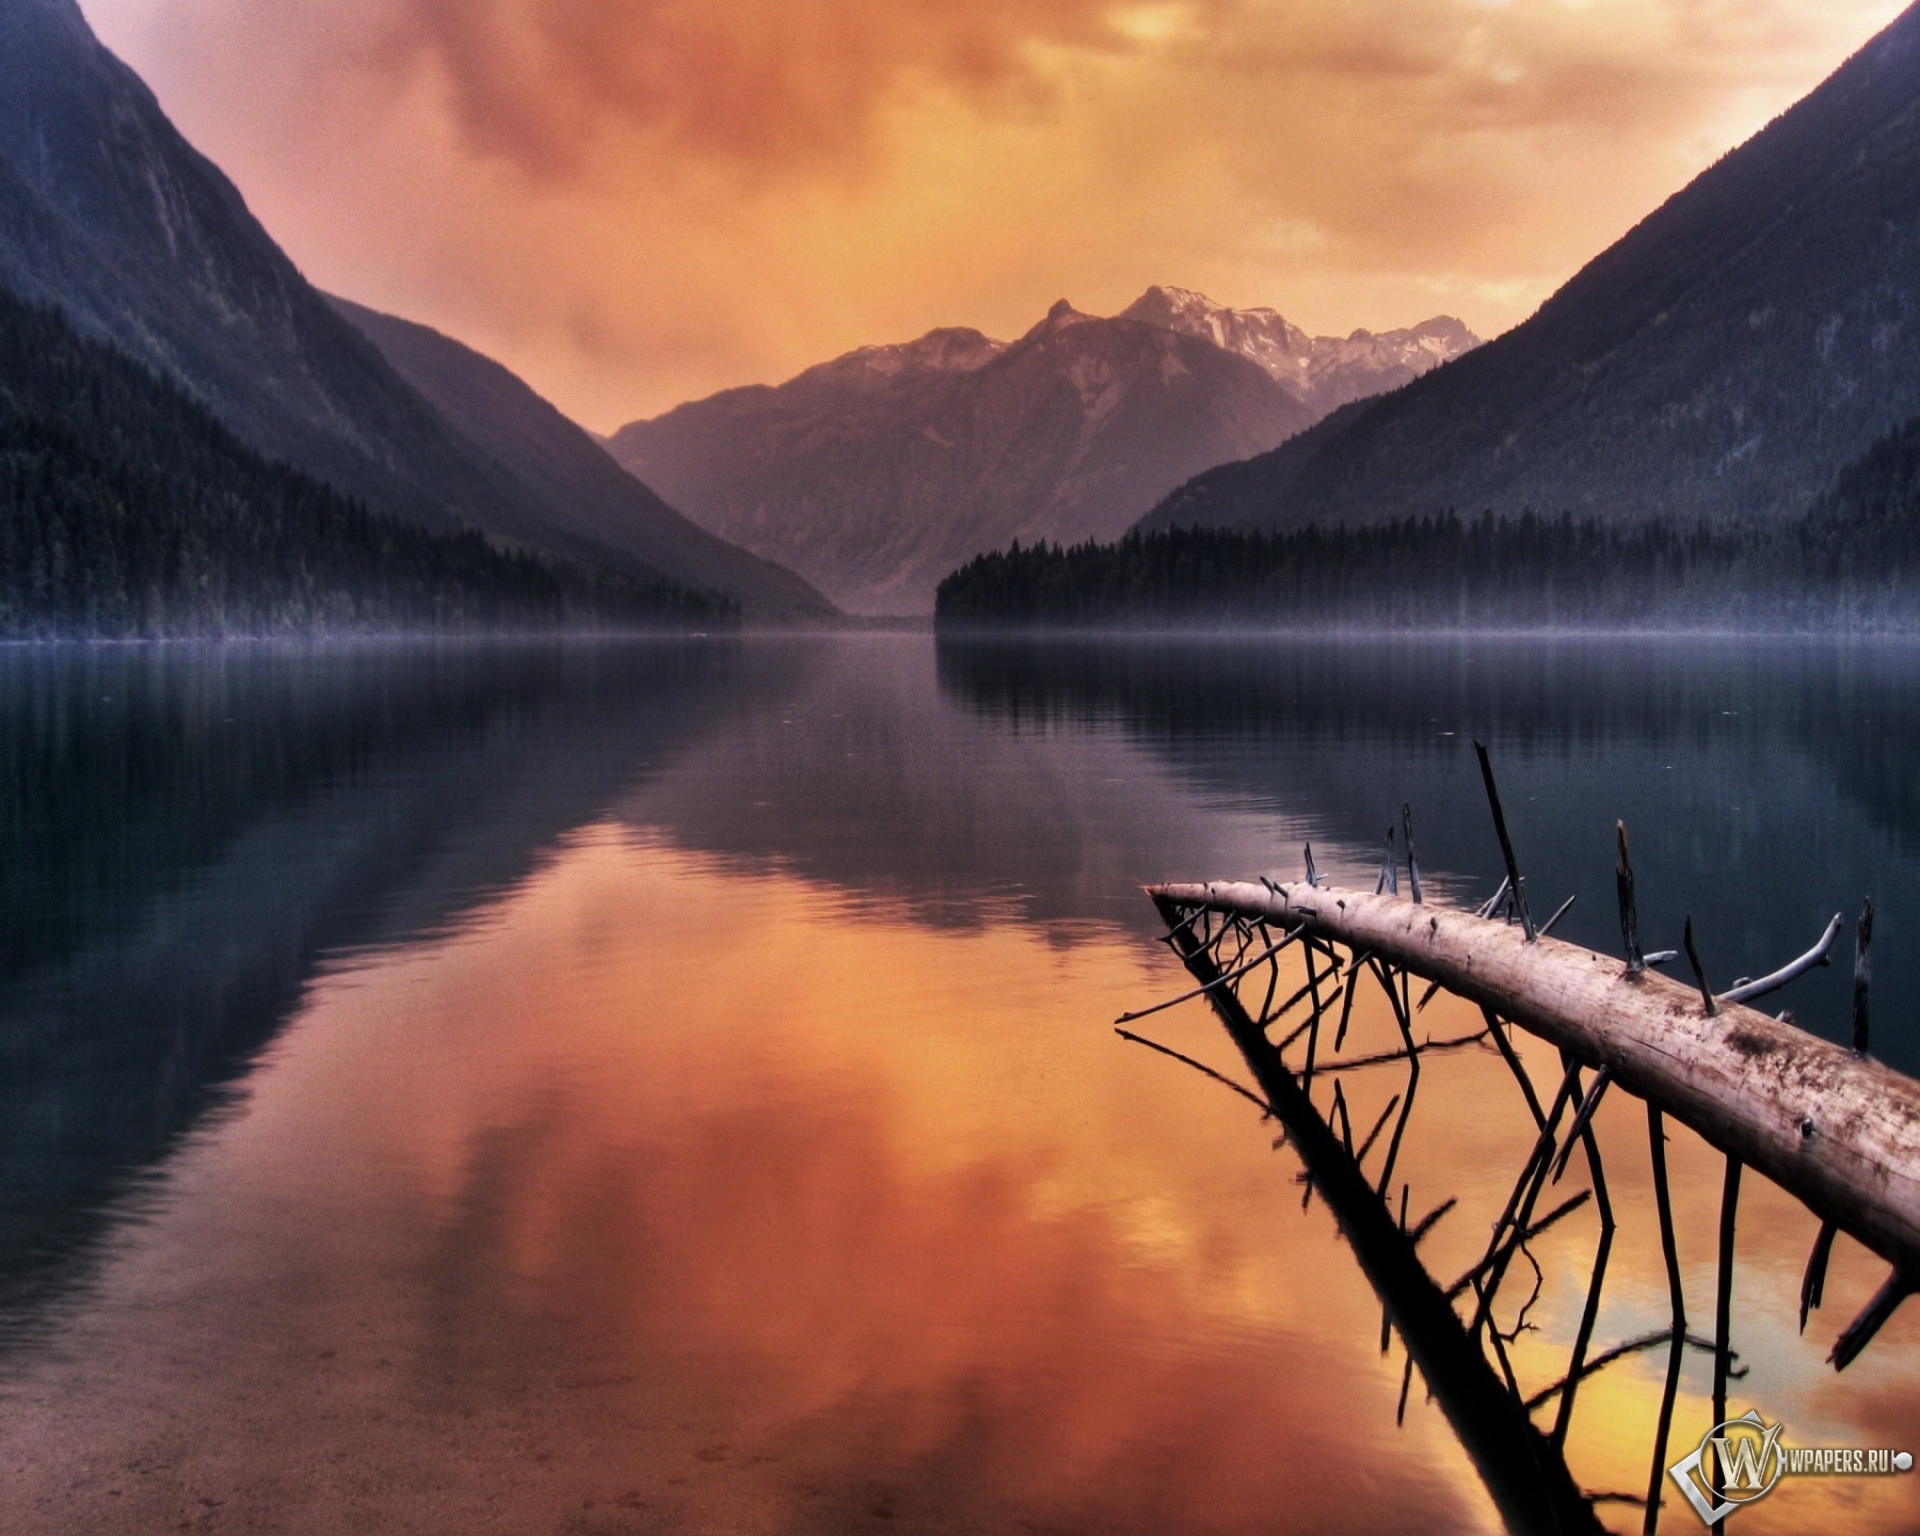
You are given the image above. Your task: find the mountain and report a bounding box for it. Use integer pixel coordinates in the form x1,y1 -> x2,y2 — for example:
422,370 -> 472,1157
0,288 -> 669,635
326,298 -> 834,624
0,0 -> 832,623
1138,3 -> 1920,538
1119,287 -> 1478,416
1803,412 -> 1920,564
608,298 -> 1322,613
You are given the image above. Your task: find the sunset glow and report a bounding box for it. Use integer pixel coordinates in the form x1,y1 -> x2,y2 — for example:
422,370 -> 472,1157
78,0 -> 1908,427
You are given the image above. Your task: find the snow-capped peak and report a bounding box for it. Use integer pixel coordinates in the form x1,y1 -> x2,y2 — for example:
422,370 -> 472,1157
795,326 -> 1006,390
1118,286 -> 1479,413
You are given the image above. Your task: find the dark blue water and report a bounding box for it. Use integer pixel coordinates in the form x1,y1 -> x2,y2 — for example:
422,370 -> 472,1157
939,634 -> 1920,1074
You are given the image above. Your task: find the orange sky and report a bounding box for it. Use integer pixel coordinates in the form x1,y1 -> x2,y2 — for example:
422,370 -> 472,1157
79,0 -> 1911,431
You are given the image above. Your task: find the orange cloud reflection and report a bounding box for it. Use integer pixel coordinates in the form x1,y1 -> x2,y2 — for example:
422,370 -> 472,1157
5,830 -> 1915,1534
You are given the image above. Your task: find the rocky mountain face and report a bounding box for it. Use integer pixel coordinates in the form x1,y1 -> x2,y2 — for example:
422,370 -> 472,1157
1119,287 -> 1477,417
0,0 -> 833,622
1138,2 -> 1920,539
610,291 -> 1466,614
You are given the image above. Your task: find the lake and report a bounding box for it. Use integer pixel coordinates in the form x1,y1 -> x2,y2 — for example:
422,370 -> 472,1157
0,634 -> 1914,1535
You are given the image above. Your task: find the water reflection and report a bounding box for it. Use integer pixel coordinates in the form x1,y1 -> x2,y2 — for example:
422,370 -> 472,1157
939,636 -> 1920,1074
0,641 -> 755,1331
1143,898 -> 1608,1535
620,636 -> 1309,933
3,833 -> 1531,1535
0,636 -> 1913,1536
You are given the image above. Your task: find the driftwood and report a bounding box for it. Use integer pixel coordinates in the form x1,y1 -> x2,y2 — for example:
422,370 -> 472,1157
1151,893 -> 1607,1536
1145,879 -> 1920,1280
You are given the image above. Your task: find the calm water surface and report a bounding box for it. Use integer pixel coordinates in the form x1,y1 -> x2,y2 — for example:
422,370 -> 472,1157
0,635 -> 1915,1535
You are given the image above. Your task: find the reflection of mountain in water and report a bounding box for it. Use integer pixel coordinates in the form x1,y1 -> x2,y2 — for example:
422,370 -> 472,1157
618,638 -> 1306,935
937,636 -> 1920,1075
0,642 -> 754,1336
9,633 -> 1919,1339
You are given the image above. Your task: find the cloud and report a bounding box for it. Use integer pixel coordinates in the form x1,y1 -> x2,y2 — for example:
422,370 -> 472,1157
369,0 -> 1152,179
78,0 -> 1912,426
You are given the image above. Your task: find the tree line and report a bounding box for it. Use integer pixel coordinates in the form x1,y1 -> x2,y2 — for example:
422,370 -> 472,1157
937,421 -> 1920,631
0,290 -> 734,637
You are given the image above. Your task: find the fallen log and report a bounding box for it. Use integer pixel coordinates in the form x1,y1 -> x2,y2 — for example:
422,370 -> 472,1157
1146,880 -> 1920,1279
1149,892 -> 1607,1536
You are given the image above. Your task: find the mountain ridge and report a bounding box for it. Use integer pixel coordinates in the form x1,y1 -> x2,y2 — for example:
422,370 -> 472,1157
609,289 -> 1473,614
0,286 -> 734,634
1119,286 -> 1478,416
0,0 -> 834,622
609,300 -> 1315,613
1137,3 -> 1920,537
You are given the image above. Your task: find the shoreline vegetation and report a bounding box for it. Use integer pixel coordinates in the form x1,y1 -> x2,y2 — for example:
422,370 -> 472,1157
0,294 -> 737,639
936,416 -> 1920,633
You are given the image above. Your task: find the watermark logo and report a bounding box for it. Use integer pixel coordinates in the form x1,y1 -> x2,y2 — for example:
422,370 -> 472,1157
1669,1412 -> 1786,1524
1669,1410 -> 1913,1526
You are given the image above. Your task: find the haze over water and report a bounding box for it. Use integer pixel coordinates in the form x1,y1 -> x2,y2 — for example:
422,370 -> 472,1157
0,635 -> 1915,1535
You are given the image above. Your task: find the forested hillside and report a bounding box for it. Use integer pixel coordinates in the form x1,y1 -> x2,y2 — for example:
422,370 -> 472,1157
939,419 -> 1920,630
0,0 -> 826,622
1803,414 -> 1920,564
0,292 -> 731,636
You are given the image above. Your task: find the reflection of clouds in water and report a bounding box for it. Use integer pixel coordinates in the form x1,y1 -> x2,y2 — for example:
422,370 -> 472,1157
0,835 -> 1496,1536
6,832 -> 1914,1535
2,638 -> 1917,1536
0,640 -> 750,1335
